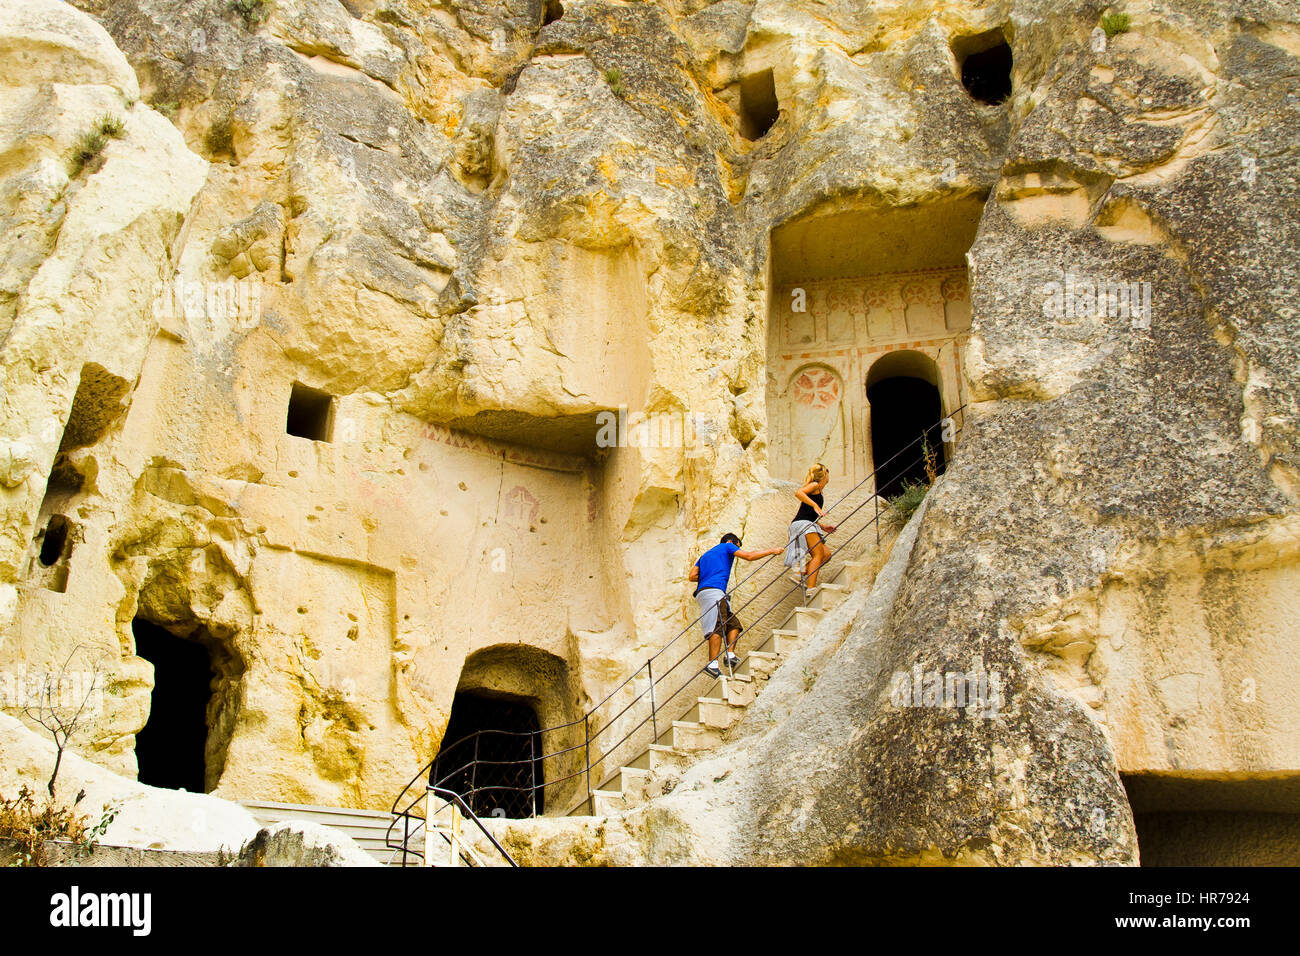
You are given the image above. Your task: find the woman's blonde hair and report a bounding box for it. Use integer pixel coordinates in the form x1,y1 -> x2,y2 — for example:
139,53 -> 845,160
804,462 -> 829,486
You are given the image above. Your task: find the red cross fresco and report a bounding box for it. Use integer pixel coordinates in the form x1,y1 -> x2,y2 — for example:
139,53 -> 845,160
793,368 -> 840,409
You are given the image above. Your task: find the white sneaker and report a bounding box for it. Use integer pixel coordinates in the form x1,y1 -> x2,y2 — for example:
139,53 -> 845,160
725,653 -> 740,669
704,661 -> 721,679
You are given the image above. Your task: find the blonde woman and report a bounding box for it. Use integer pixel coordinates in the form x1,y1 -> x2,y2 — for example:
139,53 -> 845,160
783,463 -> 836,588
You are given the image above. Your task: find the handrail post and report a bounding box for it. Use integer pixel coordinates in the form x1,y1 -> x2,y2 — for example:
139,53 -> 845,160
647,660 -> 657,742
423,790 -> 434,867
529,731 -> 538,818
449,798 -> 462,867
583,713 -> 593,812
875,491 -> 880,546
470,734 -> 479,811
402,811 -> 410,868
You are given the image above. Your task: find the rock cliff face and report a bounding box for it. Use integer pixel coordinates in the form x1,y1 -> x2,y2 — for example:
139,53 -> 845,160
1,0 -> 1297,864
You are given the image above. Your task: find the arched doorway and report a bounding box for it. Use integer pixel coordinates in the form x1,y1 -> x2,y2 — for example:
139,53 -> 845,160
866,351 -> 947,497
432,690 -> 543,817
133,617 -> 216,793
429,643 -> 584,817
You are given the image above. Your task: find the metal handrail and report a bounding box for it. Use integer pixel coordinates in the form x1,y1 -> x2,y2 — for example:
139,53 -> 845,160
392,408 -> 964,824
431,786 -> 518,867
385,786 -> 519,867
389,408 -> 966,836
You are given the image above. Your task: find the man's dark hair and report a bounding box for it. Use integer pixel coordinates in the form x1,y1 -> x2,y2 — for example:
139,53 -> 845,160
720,533 -> 741,546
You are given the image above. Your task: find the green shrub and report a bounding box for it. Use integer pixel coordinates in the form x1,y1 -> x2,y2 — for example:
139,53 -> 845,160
889,479 -> 929,523
1100,12 -> 1131,37
67,115 -> 126,178
0,786 -> 118,867
604,68 -> 625,97
232,0 -> 272,27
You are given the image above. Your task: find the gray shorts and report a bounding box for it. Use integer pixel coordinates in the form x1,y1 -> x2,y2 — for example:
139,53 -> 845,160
696,588 -> 743,638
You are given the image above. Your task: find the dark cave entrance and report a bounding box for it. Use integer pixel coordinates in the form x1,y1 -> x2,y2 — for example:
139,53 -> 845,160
738,69 -> 780,140
431,691 -> 543,818
1124,773 -> 1300,866
133,618 -> 215,793
867,367 -> 946,498
39,515 -> 71,567
33,514 -> 74,593
28,363 -> 132,593
953,29 -> 1013,105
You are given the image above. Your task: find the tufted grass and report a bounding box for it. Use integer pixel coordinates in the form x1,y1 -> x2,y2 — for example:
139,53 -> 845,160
1101,12 -> 1131,37
67,115 -> 126,178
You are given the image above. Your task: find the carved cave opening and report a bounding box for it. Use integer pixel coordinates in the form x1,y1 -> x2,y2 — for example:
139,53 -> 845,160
542,0 -> 564,27
46,362 -> 133,496
766,199 -> 980,488
1124,773 -> 1300,866
431,691 -> 544,818
27,363 -> 131,593
38,514 -> 70,567
32,513 -> 74,592
132,615 -> 244,794
867,352 -> 947,498
286,381 -> 335,442
26,362 -> 130,594
133,618 -> 214,792
739,68 -> 780,140
952,29 -> 1012,105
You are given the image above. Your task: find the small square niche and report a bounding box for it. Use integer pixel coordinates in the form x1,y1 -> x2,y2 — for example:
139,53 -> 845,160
286,382 -> 335,442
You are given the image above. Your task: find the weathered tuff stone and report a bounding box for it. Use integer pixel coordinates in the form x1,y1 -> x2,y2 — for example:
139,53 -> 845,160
231,821 -> 377,866
0,0 -> 1296,864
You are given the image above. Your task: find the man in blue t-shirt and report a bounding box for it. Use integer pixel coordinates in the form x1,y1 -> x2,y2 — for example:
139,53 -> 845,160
689,533 -> 784,678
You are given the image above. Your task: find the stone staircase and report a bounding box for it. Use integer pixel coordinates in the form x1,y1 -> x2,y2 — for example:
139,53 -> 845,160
242,476 -> 911,862
565,481 -> 897,817
378,425 -> 952,858
569,550 -> 884,817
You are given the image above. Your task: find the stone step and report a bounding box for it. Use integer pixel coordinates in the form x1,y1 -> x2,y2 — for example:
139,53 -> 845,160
241,799 -> 399,866
745,650 -> 782,680
701,673 -> 756,706
668,720 -> 723,752
761,628 -> 801,655
697,696 -> 746,730
648,743 -> 685,773
808,582 -> 848,611
621,767 -> 650,803
792,606 -> 824,640
590,764 -> 652,810
592,789 -> 628,816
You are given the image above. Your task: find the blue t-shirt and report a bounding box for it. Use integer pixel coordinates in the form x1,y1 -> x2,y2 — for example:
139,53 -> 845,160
694,542 -> 739,594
